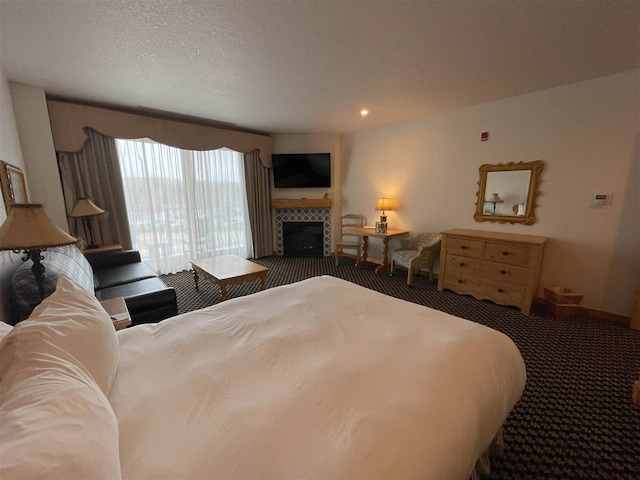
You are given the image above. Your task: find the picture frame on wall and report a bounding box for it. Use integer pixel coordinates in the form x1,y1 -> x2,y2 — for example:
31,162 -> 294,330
0,161 -> 29,213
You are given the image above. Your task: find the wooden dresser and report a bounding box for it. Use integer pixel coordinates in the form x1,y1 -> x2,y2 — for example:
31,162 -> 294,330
438,229 -> 548,315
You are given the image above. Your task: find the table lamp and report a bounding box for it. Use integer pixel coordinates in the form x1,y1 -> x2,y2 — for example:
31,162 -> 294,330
487,193 -> 504,215
69,197 -> 105,249
0,204 -> 77,300
375,197 -> 391,223
375,197 -> 391,233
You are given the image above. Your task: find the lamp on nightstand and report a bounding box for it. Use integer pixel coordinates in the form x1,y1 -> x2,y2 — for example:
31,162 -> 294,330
69,197 -> 105,249
0,204 -> 77,300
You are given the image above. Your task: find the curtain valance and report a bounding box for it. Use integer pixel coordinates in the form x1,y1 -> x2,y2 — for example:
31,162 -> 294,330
47,100 -> 274,168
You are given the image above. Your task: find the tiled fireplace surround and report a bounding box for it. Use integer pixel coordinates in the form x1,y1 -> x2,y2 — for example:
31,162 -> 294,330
274,207 -> 331,256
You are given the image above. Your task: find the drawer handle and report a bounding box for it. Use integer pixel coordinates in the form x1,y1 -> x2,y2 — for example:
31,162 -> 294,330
460,245 -> 467,250
500,270 -> 506,275
459,262 -> 465,267
502,251 -> 509,256
457,279 -> 463,283
497,288 -> 504,293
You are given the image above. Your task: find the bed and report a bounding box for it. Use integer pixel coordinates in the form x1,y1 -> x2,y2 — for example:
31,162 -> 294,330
0,274 -> 526,479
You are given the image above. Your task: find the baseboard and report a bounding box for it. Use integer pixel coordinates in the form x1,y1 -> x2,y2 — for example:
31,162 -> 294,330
533,297 -> 630,325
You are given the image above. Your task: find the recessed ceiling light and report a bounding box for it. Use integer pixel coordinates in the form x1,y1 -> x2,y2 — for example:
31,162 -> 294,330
360,109 -> 369,117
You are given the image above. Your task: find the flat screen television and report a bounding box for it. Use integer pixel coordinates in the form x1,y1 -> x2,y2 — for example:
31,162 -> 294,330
272,153 -> 331,188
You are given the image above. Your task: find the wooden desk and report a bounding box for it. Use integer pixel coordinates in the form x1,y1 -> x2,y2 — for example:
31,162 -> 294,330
83,243 -> 123,254
100,296 -> 131,330
191,254 -> 269,302
345,227 -> 409,275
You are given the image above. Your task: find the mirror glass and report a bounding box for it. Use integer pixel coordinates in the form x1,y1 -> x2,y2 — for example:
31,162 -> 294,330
474,160 -> 544,225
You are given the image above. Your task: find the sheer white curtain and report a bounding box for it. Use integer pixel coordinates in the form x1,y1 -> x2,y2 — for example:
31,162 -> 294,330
116,138 -> 253,274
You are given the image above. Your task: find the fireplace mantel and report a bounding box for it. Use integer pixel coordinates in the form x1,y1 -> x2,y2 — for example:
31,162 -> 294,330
272,198 -> 332,209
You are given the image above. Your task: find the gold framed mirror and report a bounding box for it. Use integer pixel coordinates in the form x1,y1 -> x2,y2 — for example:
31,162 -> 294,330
474,160 -> 544,225
0,161 -> 29,213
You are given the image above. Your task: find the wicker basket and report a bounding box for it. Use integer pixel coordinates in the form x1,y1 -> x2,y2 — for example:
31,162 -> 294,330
543,287 -> 583,306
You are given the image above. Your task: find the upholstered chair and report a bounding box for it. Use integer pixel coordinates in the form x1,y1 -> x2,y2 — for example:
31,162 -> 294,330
390,232 -> 442,286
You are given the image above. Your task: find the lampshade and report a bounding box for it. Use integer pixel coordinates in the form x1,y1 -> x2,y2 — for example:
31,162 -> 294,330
0,204 -> 77,250
69,198 -> 105,218
375,198 -> 392,211
488,193 -> 504,203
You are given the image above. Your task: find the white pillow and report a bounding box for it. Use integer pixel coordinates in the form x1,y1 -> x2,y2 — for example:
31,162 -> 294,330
0,275 -> 122,479
0,275 -> 119,395
0,321 -> 12,342
0,351 -> 122,479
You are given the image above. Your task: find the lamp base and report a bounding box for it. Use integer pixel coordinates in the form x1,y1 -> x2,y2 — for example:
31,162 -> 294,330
21,249 -> 46,301
83,216 -> 101,249
379,214 -> 387,223
375,222 -> 387,234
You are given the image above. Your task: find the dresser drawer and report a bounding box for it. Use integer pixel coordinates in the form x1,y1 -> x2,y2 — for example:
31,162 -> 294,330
482,261 -> 529,285
446,254 -> 484,276
443,274 -> 524,307
447,254 -> 528,286
484,242 -> 531,266
447,237 -> 484,258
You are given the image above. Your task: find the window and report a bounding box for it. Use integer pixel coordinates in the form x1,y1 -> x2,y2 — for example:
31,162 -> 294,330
116,138 -> 253,274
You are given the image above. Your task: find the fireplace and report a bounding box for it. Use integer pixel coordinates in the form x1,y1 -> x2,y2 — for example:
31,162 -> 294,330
283,222 -> 324,257
274,206 -> 331,256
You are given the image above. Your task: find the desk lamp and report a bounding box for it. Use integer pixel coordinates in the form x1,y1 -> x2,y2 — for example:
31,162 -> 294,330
0,204 -> 77,300
375,197 -> 391,233
375,197 -> 391,223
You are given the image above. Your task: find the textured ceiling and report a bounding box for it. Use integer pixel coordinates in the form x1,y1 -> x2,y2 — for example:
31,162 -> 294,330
0,0 -> 638,134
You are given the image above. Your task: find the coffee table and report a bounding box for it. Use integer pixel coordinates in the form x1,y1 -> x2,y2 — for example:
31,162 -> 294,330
191,254 -> 268,302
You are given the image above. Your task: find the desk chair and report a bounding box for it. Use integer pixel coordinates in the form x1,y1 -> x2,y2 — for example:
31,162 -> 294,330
334,214 -> 366,266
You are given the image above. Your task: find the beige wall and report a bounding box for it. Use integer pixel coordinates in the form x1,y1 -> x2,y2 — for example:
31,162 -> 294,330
342,70 -> 640,316
9,83 -> 68,229
272,134 -> 342,247
0,66 -> 26,322
0,76 -> 25,219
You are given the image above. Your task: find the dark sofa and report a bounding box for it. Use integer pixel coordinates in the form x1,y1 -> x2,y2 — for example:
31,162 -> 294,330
86,250 -> 178,325
12,246 -> 177,326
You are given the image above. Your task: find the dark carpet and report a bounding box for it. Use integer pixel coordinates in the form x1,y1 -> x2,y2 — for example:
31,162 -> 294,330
161,255 -> 640,480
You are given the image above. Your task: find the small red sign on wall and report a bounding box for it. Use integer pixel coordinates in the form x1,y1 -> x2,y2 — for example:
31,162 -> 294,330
481,132 -> 489,141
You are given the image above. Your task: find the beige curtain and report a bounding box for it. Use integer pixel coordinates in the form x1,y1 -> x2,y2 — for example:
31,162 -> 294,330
244,150 -> 273,258
57,129 -> 133,249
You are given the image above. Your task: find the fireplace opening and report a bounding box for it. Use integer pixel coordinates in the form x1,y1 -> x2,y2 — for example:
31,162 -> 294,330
283,222 -> 324,257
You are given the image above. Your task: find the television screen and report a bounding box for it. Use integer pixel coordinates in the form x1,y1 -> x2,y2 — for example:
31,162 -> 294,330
272,153 -> 331,188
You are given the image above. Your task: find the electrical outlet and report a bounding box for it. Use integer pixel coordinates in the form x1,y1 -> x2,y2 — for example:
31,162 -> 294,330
590,193 -> 612,208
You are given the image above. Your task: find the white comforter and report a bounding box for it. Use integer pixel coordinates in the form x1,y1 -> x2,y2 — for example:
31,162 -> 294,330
109,276 -> 526,479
